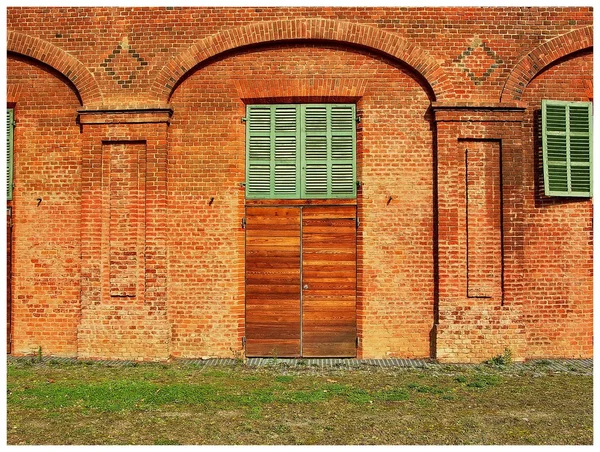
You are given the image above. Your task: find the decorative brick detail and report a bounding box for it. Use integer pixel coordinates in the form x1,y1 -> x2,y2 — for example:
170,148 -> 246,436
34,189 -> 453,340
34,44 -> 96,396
453,37 -> 504,86
101,39 -> 149,89
77,110 -> 169,361
7,31 -> 103,107
501,26 -> 593,101
152,19 -> 452,103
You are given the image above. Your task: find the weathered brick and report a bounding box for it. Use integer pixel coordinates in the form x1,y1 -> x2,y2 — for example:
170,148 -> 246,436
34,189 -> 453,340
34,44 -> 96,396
6,7 -> 593,362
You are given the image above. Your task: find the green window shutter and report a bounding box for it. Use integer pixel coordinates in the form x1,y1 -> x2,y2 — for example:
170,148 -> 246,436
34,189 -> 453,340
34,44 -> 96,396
303,105 -> 328,197
246,103 -> 356,200
246,104 -> 300,199
330,105 -> 356,198
273,106 -> 300,197
301,104 -> 356,199
7,108 -> 14,201
542,100 -> 593,197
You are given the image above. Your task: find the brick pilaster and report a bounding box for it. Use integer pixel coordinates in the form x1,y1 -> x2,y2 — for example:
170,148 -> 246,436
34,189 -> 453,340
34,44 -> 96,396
433,102 -> 527,363
77,108 -> 171,361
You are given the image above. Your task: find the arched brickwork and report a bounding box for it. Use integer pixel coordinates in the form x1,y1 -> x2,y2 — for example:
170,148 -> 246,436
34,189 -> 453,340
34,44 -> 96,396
500,26 -> 593,102
152,19 -> 452,103
7,31 -> 103,106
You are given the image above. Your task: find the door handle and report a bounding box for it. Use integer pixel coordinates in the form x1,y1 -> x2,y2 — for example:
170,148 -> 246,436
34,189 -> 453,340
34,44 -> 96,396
303,284 -> 309,290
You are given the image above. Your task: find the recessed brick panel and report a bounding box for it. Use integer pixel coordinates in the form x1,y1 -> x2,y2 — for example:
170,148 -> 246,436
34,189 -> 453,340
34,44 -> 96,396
106,141 -> 146,297
466,140 -> 502,299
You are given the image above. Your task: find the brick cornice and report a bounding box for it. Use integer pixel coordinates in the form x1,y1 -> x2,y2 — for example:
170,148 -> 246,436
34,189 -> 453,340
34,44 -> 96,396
7,31 -> 103,107
152,19 -> 452,104
500,25 -> 593,102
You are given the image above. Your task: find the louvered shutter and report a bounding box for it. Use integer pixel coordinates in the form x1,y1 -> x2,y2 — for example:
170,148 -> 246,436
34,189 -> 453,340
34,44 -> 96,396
7,109 -> 14,201
329,105 -> 356,197
246,105 -> 300,198
542,100 -> 593,197
246,103 -> 356,199
303,105 -> 328,197
301,104 -> 356,198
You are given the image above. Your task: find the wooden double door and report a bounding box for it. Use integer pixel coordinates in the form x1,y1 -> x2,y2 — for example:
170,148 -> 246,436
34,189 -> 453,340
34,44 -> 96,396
245,205 -> 357,357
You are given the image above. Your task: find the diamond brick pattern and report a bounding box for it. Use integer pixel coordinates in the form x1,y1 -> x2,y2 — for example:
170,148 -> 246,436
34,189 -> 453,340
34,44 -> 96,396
100,41 -> 148,88
454,39 -> 504,86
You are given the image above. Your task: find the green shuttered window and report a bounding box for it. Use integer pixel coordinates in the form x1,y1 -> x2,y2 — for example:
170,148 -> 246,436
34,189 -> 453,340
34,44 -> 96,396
7,108 -> 14,201
246,104 -> 356,199
542,100 -> 593,197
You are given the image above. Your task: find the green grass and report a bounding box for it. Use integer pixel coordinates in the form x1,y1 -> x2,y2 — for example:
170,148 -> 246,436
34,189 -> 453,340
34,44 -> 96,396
7,361 -> 593,445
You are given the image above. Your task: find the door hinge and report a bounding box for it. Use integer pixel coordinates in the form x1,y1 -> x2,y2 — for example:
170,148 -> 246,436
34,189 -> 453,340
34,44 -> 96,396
356,217 -> 360,229
242,336 -> 246,348
356,337 -> 361,347
241,217 -> 246,229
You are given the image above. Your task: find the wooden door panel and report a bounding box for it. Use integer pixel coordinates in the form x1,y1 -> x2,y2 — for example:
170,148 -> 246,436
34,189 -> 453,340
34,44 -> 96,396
301,206 -> 357,358
245,207 -> 301,357
301,253 -> 357,262
302,341 -> 356,358
245,339 -> 300,358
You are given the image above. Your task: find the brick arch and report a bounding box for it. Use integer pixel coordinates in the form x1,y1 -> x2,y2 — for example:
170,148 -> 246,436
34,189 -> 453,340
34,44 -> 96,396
151,19 -> 452,103
500,26 -> 593,102
7,31 -> 103,106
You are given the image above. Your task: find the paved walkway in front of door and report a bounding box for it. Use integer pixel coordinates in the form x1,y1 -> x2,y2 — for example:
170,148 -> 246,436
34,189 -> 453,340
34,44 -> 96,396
6,355 -> 593,375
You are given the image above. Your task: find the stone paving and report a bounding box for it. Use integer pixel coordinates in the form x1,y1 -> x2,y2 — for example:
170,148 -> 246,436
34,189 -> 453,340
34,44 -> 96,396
6,355 -> 593,375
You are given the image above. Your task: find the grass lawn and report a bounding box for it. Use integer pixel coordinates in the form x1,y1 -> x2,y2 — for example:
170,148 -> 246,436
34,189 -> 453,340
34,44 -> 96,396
6,359 -> 592,445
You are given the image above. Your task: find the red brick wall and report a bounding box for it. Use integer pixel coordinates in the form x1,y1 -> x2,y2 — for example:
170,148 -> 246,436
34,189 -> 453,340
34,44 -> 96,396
6,7 -> 592,104
7,55 -> 82,356
520,51 -> 593,358
5,7 -> 593,361
168,43 -> 434,358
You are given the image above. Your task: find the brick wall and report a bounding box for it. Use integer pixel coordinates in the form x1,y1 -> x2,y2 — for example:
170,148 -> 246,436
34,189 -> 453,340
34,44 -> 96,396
168,43 -> 434,358
7,7 -> 592,104
520,51 -> 593,358
76,115 -> 170,361
7,55 -> 82,356
6,7 -> 593,361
